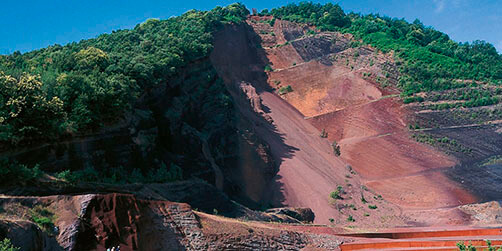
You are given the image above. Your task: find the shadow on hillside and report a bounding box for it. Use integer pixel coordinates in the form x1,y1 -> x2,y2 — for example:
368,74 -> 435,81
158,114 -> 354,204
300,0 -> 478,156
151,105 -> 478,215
210,21 -> 300,208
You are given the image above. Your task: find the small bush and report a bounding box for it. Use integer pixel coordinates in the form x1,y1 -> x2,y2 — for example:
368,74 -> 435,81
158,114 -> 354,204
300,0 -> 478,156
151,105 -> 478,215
29,205 -> 56,234
347,215 -> 355,222
306,30 -> 316,36
330,186 -> 344,200
361,194 -> 368,204
0,238 -> 20,251
368,204 -> 378,210
0,159 -> 43,185
264,64 -> 273,72
403,96 -> 424,104
320,129 -> 328,138
332,141 -> 341,156
148,162 -> 183,183
278,85 -> 293,95
267,18 -> 276,27
349,41 -> 360,48
56,166 -> 99,184
56,170 -> 72,181
456,241 -> 476,251
330,190 -> 340,200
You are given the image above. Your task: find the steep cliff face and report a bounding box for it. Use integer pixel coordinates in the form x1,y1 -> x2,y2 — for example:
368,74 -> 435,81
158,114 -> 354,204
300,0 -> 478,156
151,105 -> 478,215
0,220 -> 61,251
209,20 -> 403,226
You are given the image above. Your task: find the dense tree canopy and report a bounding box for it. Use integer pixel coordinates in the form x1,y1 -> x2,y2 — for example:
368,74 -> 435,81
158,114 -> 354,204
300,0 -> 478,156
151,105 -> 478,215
0,3 -> 249,146
267,2 -> 351,30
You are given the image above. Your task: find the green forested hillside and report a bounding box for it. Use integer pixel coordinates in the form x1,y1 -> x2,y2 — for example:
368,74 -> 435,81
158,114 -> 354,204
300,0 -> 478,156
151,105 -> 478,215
2,2 -> 500,145
265,2 -> 502,96
1,2 -> 501,185
0,3 -> 249,146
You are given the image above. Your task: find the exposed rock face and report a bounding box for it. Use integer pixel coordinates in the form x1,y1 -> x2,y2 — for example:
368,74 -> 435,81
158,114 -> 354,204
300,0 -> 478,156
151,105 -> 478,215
0,220 -> 62,251
0,193 -> 343,251
69,194 -> 343,251
72,194 -> 205,250
204,231 -> 308,250
266,207 -> 315,223
239,81 -> 273,123
0,178 -> 314,225
459,201 -> 502,225
0,194 -> 208,251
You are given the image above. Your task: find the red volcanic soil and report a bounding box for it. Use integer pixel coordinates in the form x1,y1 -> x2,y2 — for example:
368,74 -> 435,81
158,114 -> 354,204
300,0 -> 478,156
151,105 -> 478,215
310,98 -> 476,210
270,60 -> 383,118
210,20 -> 402,226
2,193 -> 498,250
247,16 -> 478,226
69,194 -> 203,251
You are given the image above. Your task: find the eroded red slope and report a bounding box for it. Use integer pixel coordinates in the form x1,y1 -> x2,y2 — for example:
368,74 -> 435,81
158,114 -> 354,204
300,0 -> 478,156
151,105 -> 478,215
210,21 -> 401,225
247,16 -> 477,226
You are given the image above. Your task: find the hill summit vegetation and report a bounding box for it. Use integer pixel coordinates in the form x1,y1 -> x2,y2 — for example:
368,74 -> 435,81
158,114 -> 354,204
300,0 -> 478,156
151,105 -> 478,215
2,2 -> 501,147
264,2 -> 502,96
0,3 -> 249,146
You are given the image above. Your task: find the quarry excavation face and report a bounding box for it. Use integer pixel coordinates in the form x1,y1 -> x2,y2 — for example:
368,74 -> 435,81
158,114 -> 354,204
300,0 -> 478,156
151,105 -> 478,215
209,16 -> 500,228
2,5 -> 502,250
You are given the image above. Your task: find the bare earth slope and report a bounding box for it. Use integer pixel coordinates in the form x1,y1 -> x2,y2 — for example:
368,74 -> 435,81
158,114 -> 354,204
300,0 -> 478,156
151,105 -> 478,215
210,20 -> 402,226
236,16 -> 490,227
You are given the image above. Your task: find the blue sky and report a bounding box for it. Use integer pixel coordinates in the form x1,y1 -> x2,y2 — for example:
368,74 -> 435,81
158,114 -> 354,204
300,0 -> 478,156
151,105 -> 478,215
1,0 -> 501,54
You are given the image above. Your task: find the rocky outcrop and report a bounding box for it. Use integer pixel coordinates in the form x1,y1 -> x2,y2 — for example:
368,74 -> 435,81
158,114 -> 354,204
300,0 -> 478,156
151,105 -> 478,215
239,81 -> 273,124
266,207 -> 315,223
0,220 -> 62,251
71,194 -> 204,250
0,193 -> 342,250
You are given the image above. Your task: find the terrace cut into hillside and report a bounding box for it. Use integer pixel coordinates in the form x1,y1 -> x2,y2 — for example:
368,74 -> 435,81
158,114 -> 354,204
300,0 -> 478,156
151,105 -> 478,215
242,16 -> 498,227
